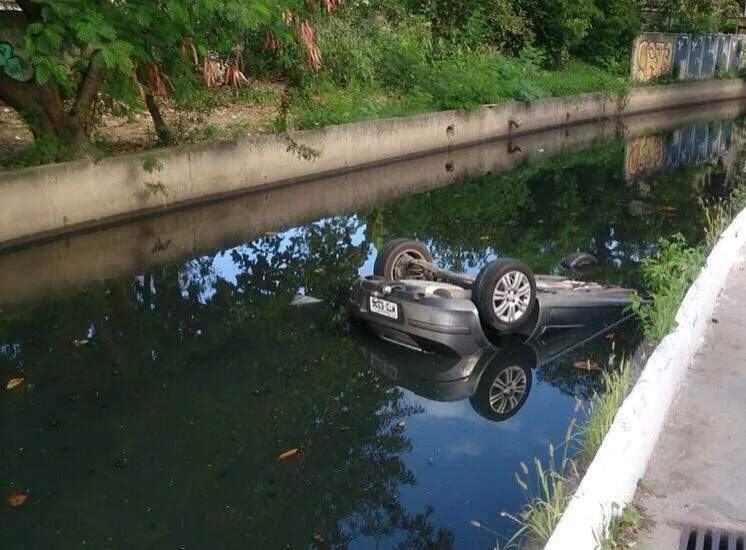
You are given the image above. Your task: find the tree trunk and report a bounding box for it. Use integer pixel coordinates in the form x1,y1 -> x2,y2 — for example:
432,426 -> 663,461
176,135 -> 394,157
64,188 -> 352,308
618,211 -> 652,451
0,60 -> 104,161
144,91 -> 175,146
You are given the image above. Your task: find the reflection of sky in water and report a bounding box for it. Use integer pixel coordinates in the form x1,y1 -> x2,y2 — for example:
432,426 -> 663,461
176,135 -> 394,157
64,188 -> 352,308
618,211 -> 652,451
200,220 -> 375,303
388,381 -> 582,548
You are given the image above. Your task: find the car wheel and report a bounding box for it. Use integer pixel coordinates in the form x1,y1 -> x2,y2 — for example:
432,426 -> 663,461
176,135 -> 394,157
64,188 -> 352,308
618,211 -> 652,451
470,347 -> 534,422
473,259 -> 537,332
373,239 -> 433,281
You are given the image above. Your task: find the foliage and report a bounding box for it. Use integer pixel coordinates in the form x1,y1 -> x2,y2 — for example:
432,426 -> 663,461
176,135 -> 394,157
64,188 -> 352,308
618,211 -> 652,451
408,0 -> 533,54
501,447 -> 574,545
594,503 -> 650,549
518,0 -> 596,67
578,358 -> 630,464
629,234 -> 705,343
642,0 -> 741,33
574,0 -> 643,74
2,0 -> 333,158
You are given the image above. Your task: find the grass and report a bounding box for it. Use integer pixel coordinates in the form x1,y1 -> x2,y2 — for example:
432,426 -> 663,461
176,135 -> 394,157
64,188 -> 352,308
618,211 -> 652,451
578,359 -> 630,465
289,57 -> 630,130
499,351 -> 631,548
500,448 -> 575,546
632,186 -> 746,344
594,502 -> 650,549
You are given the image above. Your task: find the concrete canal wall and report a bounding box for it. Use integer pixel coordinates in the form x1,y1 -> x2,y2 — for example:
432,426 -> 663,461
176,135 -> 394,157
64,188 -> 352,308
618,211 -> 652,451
1,79 -> 746,249
0,99 -> 744,309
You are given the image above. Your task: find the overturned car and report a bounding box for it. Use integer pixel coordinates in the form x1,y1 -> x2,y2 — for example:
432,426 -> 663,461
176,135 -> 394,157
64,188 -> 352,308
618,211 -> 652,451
350,239 -> 638,357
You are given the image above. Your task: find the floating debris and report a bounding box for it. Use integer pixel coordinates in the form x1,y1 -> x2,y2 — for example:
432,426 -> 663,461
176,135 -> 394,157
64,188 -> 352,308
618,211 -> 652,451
6,377 -> 24,390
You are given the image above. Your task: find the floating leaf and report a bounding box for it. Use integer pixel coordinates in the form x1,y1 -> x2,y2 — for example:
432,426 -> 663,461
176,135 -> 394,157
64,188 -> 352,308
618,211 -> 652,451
277,448 -> 298,461
73,339 -> 89,347
6,377 -> 24,390
573,360 -> 600,371
6,493 -> 28,507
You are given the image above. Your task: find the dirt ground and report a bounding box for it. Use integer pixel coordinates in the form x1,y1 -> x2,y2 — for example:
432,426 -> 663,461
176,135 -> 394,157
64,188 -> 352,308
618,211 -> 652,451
0,80 -> 283,164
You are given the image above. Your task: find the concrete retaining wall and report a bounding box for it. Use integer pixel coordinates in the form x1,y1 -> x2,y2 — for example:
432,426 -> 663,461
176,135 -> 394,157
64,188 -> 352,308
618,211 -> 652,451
1,98 -> 744,310
2,79 -> 746,250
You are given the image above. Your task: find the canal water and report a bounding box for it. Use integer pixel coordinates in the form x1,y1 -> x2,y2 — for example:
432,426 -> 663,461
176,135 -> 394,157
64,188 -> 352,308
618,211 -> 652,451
1,107 -> 744,549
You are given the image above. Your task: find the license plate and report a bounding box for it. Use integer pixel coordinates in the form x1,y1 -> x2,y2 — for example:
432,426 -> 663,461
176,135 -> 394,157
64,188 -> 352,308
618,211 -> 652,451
369,296 -> 398,319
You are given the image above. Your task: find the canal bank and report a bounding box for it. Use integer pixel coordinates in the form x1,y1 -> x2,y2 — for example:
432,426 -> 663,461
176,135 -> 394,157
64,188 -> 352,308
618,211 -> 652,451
1,79 -> 746,250
545,206 -> 746,549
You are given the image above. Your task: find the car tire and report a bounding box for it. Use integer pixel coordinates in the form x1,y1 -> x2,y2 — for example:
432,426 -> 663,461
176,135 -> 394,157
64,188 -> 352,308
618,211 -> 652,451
373,239 -> 433,280
470,346 -> 535,422
473,258 -> 537,332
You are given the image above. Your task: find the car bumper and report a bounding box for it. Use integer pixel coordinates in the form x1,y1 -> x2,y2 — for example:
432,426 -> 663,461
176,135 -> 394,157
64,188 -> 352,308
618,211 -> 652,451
349,277 -> 491,357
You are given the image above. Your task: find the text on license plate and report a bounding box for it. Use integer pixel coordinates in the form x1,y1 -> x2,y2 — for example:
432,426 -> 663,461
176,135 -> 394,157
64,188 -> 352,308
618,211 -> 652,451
369,296 -> 398,319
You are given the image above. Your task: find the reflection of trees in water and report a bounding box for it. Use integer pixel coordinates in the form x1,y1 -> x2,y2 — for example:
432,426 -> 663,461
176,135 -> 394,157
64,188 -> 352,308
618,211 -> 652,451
366,134 -> 741,286
0,216 -> 452,549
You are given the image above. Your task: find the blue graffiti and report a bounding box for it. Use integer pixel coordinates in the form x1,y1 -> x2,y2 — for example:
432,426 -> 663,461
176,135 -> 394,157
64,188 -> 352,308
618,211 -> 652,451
0,41 -> 25,81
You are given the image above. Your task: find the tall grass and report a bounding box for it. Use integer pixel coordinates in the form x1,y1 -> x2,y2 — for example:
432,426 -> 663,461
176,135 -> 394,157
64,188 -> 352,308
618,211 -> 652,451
500,448 -> 575,546
500,353 -> 630,547
632,186 -> 746,344
578,361 -> 630,465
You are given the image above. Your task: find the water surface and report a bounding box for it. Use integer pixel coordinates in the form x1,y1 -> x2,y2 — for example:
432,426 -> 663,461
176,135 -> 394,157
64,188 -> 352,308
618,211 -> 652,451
1,109 -> 744,549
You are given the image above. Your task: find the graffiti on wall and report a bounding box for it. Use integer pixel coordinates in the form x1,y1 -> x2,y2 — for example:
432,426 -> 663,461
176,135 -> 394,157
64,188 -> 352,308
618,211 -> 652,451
626,135 -> 665,177
0,41 -> 25,81
632,33 -> 745,82
633,39 -> 674,81
625,121 -> 734,179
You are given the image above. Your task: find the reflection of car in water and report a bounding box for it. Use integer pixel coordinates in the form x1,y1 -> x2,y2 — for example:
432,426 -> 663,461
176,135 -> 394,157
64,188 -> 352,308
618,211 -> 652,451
350,238 -> 640,357
355,309 -> 634,422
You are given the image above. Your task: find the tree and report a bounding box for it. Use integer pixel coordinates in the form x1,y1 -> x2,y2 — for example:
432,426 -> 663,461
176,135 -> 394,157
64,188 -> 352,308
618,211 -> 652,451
574,0 -> 643,73
517,0 -> 595,66
1,0 -> 332,160
641,0 -> 741,33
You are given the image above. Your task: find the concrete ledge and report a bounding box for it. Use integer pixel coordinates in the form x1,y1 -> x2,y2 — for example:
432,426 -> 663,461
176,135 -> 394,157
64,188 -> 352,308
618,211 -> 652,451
1,79 -> 746,249
545,207 -> 746,549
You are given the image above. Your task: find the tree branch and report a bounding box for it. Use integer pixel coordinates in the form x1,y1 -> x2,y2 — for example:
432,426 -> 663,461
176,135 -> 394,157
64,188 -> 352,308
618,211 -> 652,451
69,58 -> 106,125
0,70 -> 38,113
